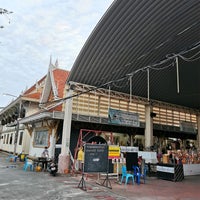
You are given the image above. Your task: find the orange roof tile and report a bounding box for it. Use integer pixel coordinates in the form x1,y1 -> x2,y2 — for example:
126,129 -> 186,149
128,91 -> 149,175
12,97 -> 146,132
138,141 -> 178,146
23,68 -> 69,112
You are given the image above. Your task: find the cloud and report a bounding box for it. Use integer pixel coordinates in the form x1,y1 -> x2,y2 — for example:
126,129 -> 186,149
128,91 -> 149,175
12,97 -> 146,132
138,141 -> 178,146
0,0 -> 113,107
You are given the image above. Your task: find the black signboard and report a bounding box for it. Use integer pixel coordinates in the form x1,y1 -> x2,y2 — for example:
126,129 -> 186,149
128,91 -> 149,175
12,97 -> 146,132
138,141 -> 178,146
126,152 -> 138,171
84,144 -> 108,173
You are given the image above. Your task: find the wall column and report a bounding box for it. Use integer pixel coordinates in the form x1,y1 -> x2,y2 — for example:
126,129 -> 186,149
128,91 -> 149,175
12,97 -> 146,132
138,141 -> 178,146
197,115 -> 200,149
58,85 -> 73,173
145,104 -> 153,149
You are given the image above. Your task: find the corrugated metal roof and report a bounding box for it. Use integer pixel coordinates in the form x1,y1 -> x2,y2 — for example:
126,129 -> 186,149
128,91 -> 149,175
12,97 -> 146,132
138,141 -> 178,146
68,0 -> 200,109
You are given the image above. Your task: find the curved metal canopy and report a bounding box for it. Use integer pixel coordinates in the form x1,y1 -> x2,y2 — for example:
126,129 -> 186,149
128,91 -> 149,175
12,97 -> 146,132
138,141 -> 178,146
68,0 -> 200,110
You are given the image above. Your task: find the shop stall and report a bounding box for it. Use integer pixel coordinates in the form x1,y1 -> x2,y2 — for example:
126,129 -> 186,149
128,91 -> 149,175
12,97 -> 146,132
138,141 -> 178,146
182,150 -> 200,176
157,163 -> 184,181
160,149 -> 200,177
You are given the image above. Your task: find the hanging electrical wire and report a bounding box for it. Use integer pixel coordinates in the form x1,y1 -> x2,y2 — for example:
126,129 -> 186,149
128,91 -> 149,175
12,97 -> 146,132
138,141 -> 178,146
149,61 -> 175,71
178,50 -> 200,62
112,78 -> 129,88
41,40 -> 200,110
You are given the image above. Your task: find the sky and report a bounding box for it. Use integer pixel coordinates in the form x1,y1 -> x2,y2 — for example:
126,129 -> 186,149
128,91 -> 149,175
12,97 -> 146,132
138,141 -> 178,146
0,0 -> 113,108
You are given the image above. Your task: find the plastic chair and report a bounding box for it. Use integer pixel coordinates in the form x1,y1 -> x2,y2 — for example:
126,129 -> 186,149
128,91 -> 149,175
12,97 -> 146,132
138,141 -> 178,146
133,166 -> 147,184
121,165 -> 134,185
23,157 -> 34,171
133,166 -> 140,184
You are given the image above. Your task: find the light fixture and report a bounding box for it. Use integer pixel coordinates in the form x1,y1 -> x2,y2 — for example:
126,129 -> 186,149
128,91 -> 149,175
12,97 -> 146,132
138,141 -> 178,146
2,93 -> 17,98
150,112 -> 157,118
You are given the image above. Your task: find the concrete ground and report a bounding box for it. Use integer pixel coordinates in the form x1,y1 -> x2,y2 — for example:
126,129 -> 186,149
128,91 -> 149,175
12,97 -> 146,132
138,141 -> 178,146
0,151 -> 200,200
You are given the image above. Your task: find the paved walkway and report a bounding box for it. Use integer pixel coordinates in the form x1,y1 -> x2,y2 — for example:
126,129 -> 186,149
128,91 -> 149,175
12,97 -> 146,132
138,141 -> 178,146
0,151 -> 200,200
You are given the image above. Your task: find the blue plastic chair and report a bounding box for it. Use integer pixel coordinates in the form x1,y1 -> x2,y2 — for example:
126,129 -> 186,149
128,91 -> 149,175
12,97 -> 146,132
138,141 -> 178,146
133,166 -> 140,184
121,165 -> 134,185
23,157 -> 34,171
133,166 -> 147,184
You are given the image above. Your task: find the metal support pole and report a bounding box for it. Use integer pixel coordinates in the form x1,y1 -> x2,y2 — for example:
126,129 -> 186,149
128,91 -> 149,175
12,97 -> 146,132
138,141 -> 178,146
147,68 -> 150,101
176,57 -> 180,94
13,120 -> 19,155
13,101 -> 21,155
129,75 -> 132,103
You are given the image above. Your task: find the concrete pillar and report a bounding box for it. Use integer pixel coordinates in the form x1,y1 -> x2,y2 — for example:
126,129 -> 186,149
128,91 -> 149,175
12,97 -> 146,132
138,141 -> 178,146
58,86 -> 73,173
145,104 -> 153,149
197,115 -> 200,149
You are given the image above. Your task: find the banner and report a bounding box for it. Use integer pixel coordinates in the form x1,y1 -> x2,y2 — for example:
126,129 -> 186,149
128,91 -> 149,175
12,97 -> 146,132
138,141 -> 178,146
108,108 -> 140,127
180,121 -> 196,133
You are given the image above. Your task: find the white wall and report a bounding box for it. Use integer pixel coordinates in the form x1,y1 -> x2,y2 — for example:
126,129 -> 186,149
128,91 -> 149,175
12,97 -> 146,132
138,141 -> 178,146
183,164 -> 200,176
29,126 -> 57,158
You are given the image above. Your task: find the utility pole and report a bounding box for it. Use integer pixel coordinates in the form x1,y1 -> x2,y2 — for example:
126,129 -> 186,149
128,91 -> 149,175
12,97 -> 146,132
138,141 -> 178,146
13,100 -> 22,155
